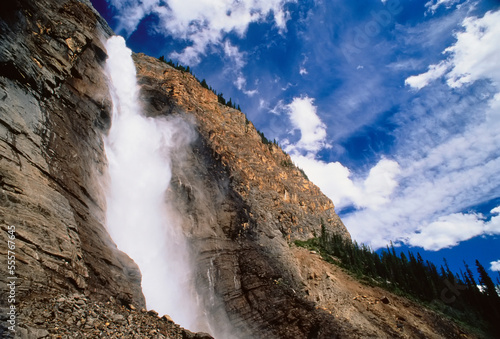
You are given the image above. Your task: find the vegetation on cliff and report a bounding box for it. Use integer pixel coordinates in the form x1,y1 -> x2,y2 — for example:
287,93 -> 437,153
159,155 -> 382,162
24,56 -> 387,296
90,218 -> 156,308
158,55 -> 242,111
295,226 -> 500,336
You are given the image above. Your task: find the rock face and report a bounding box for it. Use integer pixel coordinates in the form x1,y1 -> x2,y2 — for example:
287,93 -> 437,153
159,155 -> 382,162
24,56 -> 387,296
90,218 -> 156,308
0,0 -> 144,323
0,0 -> 477,338
133,53 -> 351,338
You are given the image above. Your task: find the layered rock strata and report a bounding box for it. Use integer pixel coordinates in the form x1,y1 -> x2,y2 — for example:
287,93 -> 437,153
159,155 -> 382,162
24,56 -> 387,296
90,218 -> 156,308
0,0 -> 145,324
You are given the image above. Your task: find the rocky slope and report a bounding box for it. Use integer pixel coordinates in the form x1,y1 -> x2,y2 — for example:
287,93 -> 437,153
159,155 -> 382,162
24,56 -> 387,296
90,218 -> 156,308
15,293 -> 212,339
0,0 -> 479,338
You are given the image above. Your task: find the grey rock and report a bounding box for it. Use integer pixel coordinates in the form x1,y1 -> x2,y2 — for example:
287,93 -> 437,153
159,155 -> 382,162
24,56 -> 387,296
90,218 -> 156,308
0,0 -> 144,308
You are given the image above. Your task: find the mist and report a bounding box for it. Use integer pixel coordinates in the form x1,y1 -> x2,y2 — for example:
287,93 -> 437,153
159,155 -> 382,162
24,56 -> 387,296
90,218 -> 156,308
103,36 -> 211,333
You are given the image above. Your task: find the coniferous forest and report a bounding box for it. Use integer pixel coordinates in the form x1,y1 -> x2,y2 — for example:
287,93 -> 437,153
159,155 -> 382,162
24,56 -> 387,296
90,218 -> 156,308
295,225 -> 500,336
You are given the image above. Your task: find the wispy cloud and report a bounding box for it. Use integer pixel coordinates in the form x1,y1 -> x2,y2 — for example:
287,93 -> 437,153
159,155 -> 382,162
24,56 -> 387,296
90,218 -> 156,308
221,41 -> 257,96
283,9 -> 500,251
425,0 -> 464,14
406,10 -> 500,93
342,9 -> 500,250
405,61 -> 449,89
109,0 -> 295,65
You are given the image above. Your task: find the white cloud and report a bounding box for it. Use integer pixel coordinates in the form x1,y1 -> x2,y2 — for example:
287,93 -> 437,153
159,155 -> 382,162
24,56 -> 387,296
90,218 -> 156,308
292,156 -> 401,211
291,155 -> 361,208
343,114 -> 500,250
283,96 -> 329,153
109,0 -> 295,65
235,76 -> 246,91
406,10 -> 500,95
224,41 -> 245,70
405,61 -> 449,90
243,89 -> 258,97
425,0 -> 462,14
485,207 -> 500,235
444,10 -> 500,89
407,212 -> 488,251
280,97 -> 403,215
222,41 -> 257,95
491,260 -> 500,272
299,55 -> 309,75
363,159 -> 401,209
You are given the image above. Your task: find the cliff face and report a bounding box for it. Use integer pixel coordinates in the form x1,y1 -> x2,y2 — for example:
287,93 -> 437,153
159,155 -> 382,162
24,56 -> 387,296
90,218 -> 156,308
133,54 -> 350,338
0,0 -> 144,316
0,0 -> 476,338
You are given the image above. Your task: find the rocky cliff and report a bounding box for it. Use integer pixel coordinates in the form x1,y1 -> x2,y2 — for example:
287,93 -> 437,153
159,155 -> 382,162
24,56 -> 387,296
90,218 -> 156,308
0,0 -> 477,338
0,0 -> 147,310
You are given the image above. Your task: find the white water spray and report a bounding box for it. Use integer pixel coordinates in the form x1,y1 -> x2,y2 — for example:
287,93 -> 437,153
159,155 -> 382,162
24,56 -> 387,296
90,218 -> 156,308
103,36 -> 210,332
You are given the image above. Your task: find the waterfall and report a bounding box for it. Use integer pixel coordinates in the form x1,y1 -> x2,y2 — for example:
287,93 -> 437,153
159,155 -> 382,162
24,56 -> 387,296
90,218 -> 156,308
102,36 -> 210,333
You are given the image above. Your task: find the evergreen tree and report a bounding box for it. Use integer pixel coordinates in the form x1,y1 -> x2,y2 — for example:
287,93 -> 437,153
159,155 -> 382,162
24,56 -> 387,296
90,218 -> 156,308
476,260 -> 499,299
217,93 -> 226,105
293,227 -> 500,336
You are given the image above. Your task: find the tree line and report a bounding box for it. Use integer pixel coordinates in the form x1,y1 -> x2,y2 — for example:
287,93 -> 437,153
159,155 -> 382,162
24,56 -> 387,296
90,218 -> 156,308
295,225 -> 500,336
158,56 -> 309,181
158,56 -> 241,111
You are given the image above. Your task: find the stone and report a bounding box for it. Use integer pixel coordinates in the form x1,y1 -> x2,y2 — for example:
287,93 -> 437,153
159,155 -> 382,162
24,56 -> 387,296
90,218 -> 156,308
111,314 -> 125,323
162,315 -> 174,322
381,296 -> 391,304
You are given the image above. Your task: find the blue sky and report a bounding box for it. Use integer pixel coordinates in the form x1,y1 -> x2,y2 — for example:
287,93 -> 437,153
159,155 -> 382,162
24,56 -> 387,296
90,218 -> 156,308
90,0 -> 500,279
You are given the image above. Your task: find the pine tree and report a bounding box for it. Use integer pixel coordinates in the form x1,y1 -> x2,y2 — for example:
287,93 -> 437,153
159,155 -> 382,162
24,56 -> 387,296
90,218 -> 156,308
476,260 -> 499,299
217,93 -> 226,105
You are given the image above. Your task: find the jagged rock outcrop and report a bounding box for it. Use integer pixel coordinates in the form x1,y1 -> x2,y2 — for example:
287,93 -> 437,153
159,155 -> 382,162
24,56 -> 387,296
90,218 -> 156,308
0,0 -> 478,338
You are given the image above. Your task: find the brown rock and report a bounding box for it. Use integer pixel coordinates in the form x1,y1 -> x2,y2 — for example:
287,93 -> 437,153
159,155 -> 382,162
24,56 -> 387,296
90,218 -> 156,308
381,296 -> 391,304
